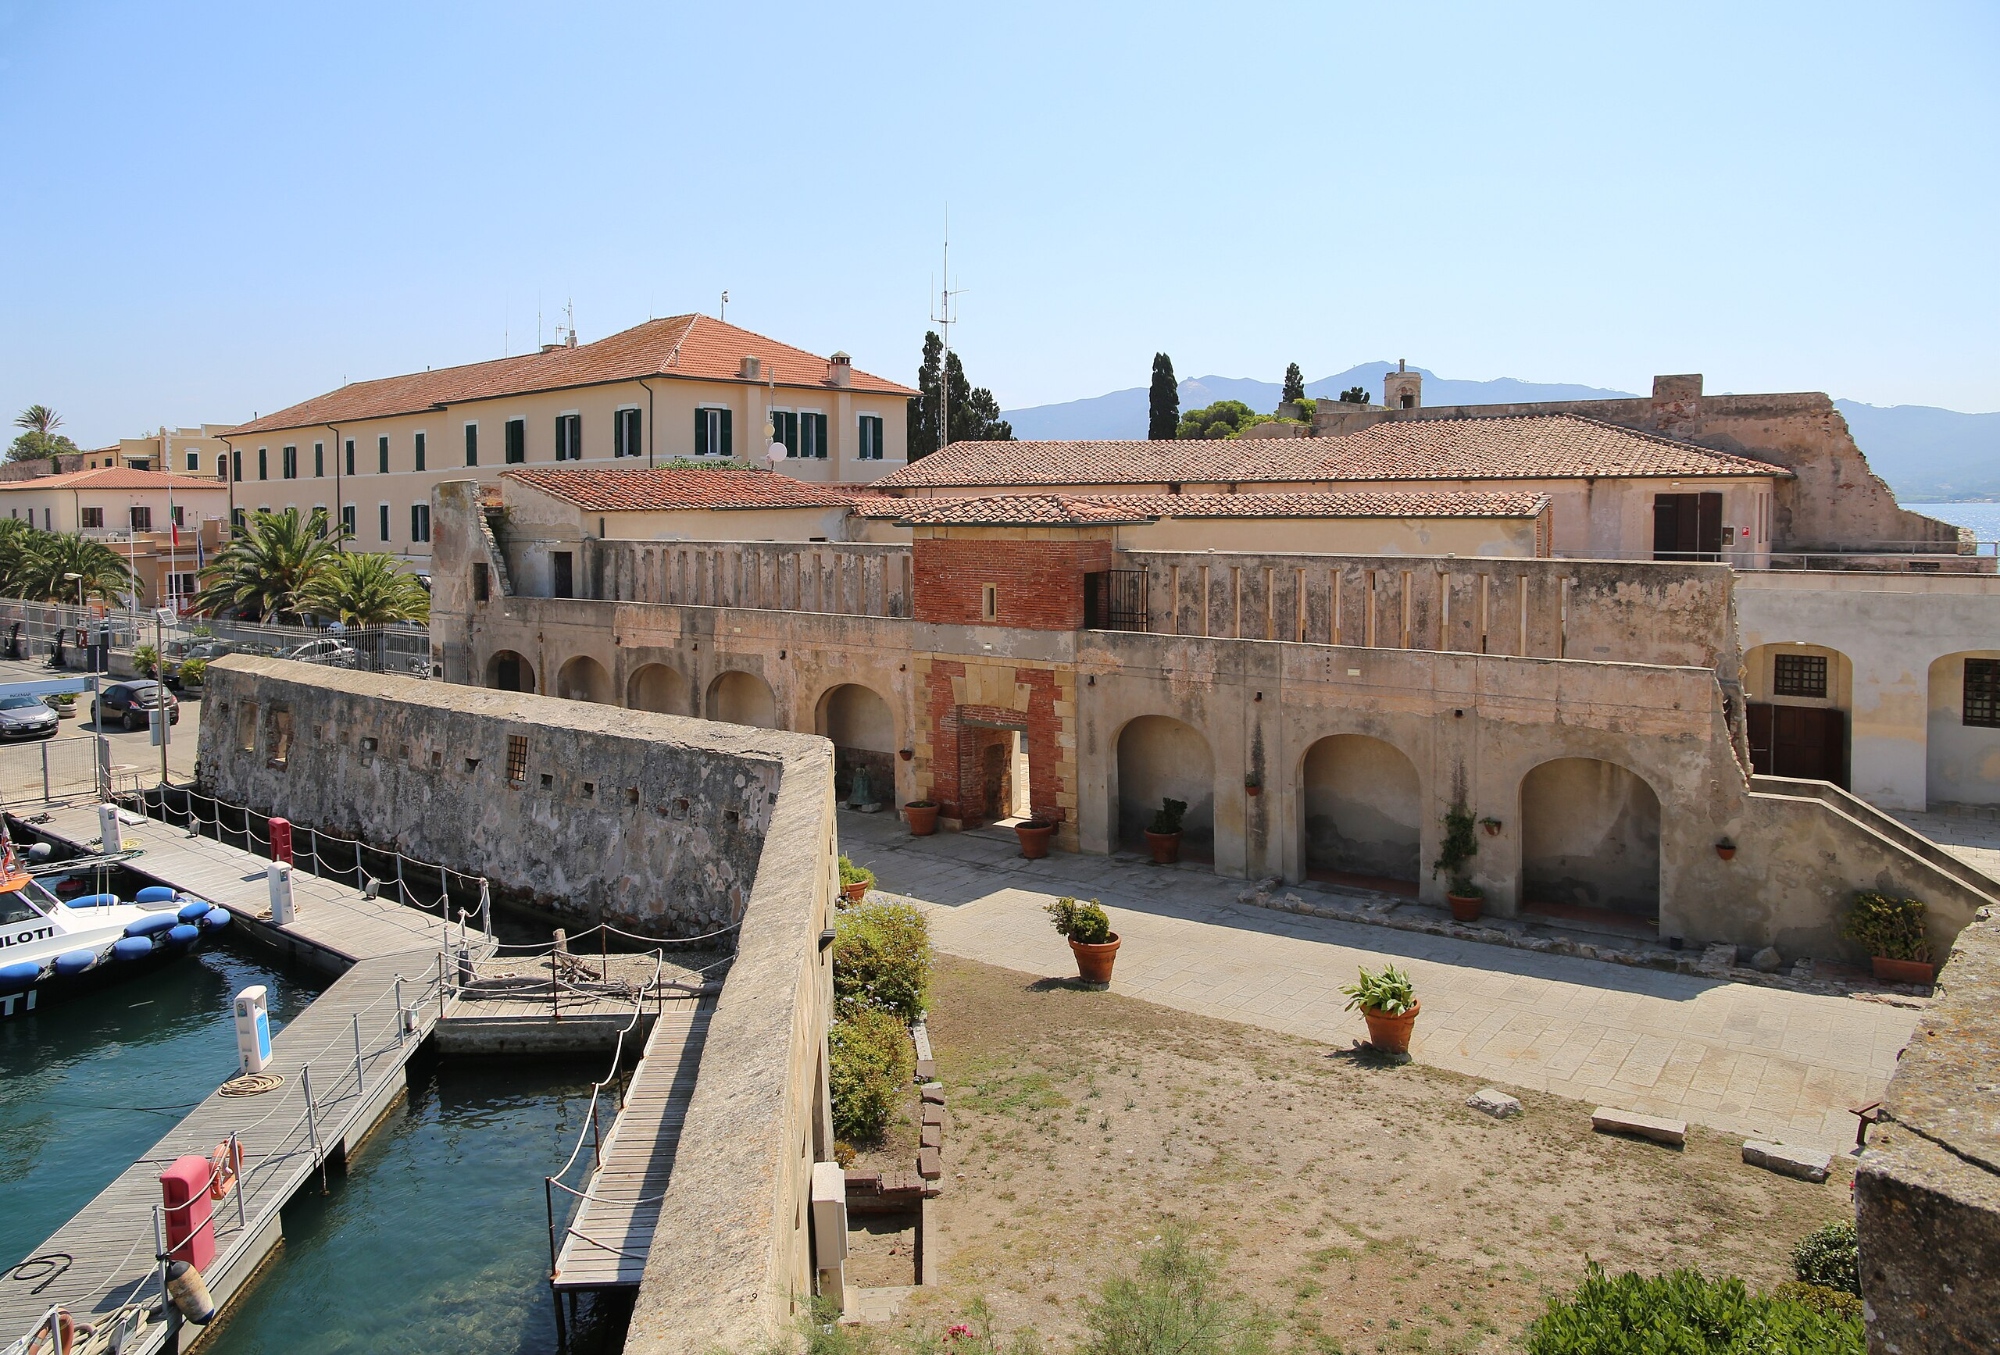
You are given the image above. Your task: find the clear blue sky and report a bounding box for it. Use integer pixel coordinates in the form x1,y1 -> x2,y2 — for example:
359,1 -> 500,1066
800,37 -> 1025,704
3,1 -> 1995,448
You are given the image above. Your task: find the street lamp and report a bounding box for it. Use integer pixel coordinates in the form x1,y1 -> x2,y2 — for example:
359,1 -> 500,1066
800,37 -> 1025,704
62,571 -> 82,610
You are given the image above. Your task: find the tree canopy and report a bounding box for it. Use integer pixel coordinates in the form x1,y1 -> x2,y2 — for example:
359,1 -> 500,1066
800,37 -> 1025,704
194,507 -> 348,624
9,406 -> 79,464
299,551 -> 430,626
1148,354 -> 1179,440
1338,386 -> 1370,404
1177,400 -> 1270,440
1281,363 -> 1306,406
0,518 -> 137,603
908,330 -> 1012,458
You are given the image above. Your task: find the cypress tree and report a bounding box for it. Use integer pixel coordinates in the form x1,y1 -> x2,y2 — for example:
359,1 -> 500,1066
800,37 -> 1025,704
1148,353 -> 1179,440
1282,363 -> 1305,406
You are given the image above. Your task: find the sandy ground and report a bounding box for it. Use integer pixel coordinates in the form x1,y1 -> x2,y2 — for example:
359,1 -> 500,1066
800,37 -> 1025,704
874,955 -> 1853,1354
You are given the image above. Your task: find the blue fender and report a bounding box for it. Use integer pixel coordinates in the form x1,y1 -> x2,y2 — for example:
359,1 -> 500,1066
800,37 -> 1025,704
0,961 -> 41,994
136,886 -> 178,904
176,900 -> 214,923
124,913 -> 178,938
199,908 -> 232,931
165,924 -> 201,948
111,936 -> 156,962
53,949 -> 98,976
69,893 -> 121,909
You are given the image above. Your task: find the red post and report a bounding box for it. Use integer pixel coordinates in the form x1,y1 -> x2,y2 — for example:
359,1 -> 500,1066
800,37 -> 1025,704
159,1155 -> 216,1268
269,817 -> 293,864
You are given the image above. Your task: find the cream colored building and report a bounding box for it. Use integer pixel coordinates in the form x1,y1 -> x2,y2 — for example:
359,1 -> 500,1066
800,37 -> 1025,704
80,425 -> 236,477
0,467 -> 229,608
223,316 -> 914,572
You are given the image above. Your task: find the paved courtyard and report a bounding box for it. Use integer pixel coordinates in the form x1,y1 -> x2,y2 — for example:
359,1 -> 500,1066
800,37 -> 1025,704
841,811 -> 1923,1155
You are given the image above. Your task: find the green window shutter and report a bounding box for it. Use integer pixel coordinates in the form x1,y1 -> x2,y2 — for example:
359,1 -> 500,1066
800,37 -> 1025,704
466,425 -> 477,466
415,432 -> 425,471
720,409 -> 732,456
694,410 -> 708,457
378,436 -> 389,473
816,413 -> 829,459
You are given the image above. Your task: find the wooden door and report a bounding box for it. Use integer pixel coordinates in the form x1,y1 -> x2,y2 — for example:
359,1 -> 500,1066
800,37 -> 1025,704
1750,703 -> 1846,788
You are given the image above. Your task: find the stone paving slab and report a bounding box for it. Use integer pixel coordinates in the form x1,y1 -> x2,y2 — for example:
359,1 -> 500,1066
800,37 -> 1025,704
842,812 -> 1920,1155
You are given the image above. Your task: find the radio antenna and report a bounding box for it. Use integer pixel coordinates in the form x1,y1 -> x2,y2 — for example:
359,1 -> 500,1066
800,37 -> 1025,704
929,210 -> 967,454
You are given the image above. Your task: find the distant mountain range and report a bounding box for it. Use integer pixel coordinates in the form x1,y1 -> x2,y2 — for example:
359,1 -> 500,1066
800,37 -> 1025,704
1002,363 -> 2000,502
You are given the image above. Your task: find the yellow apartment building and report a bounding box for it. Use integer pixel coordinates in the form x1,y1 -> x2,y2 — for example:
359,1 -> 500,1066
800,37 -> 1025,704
222,315 -> 915,573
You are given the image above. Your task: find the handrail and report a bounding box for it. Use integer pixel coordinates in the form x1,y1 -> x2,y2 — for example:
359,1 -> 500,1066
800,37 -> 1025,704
1749,775 -> 2000,900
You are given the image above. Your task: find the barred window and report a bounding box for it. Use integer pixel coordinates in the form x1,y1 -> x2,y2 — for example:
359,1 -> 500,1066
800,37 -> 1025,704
1772,653 -> 1827,699
1966,658 -> 2000,729
505,734 -> 528,783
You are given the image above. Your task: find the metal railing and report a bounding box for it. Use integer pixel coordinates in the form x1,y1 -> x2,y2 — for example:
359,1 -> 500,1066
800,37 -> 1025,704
0,599 -> 431,678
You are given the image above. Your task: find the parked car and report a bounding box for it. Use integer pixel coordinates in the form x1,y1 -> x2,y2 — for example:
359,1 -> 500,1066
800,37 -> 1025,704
93,681 -> 180,731
0,694 -> 60,740
280,638 -> 359,668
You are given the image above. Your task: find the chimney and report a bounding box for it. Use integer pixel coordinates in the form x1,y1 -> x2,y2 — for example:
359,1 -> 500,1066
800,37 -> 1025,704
1383,361 -> 1422,411
540,342 -> 563,354
827,351 -> 852,388
739,355 -> 762,380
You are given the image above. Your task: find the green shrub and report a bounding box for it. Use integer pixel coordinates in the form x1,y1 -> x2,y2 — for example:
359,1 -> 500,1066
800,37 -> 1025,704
1773,1282 -> 1863,1321
832,900 -> 932,1022
1792,1220 -> 1860,1295
1149,798 -> 1187,835
1046,896 -> 1112,945
828,1001 -> 913,1142
1340,964 -> 1416,1016
132,643 -> 159,677
1843,893 -> 1929,962
838,854 -> 874,889
1434,803 -> 1480,895
177,657 -> 208,688
1524,1264 -> 1863,1355
1081,1223 -> 1272,1355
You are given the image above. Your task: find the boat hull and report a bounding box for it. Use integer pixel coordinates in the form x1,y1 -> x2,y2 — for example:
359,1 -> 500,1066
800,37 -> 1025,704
0,938 -> 195,1018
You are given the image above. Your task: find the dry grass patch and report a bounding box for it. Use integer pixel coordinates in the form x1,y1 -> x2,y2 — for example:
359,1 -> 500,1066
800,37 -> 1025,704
884,955 -> 1851,1355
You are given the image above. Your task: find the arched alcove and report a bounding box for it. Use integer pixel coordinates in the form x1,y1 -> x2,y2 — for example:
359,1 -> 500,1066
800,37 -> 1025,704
1520,758 -> 1660,918
708,670 -> 778,729
1114,715 -> 1214,857
1300,734 -> 1421,889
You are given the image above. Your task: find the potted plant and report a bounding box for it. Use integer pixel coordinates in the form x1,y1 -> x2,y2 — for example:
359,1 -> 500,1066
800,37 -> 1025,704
1046,896 -> 1119,983
176,657 -> 209,695
1144,798 -> 1187,865
1341,964 -> 1420,1056
1435,804 -> 1484,922
1844,892 -> 1934,985
1715,837 -> 1737,862
903,799 -> 939,837
1015,818 -> 1056,859
45,693 -> 75,721
1480,816 -> 1503,837
837,855 -> 874,905
132,643 -> 159,678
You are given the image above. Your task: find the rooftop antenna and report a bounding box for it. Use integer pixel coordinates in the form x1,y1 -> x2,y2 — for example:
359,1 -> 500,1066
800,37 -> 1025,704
930,211 -> 967,455
563,299 -> 577,347
720,290 -> 729,321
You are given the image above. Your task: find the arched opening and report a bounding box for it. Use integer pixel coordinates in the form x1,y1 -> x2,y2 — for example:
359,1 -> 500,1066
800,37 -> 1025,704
1926,650 -> 2000,809
1743,642 -> 1852,788
628,663 -> 693,716
816,684 -> 896,807
1520,758 -> 1660,921
1115,715 -> 1213,859
1300,734 -> 1421,893
555,655 -> 613,704
708,670 -> 777,729
487,650 -> 535,693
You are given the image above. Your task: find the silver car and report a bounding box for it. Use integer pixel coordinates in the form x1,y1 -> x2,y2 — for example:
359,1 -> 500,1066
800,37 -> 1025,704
0,694 -> 60,740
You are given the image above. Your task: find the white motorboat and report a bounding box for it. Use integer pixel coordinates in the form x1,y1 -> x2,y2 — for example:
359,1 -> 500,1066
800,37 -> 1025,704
0,829 -> 231,1019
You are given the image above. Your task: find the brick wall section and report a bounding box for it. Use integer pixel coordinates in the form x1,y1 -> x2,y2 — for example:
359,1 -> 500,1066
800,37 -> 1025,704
912,537 -> 1114,630
917,660 -> 1077,837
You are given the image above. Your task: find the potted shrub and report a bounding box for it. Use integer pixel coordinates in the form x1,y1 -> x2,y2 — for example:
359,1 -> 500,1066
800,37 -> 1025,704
1046,896 -> 1119,983
903,798 -> 939,837
1015,818 -> 1056,859
1144,798 -> 1186,865
837,855 -> 874,905
1844,892 -> 1934,985
1435,804 -> 1484,922
176,657 -> 209,695
132,643 -> 159,679
1715,837 -> 1737,861
45,693 -> 75,721
1341,964 -> 1420,1056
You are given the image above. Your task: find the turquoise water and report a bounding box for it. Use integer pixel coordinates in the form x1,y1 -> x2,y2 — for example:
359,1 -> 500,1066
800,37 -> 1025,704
1904,501 -> 2000,542
197,1061 -> 626,1355
0,943 -> 320,1267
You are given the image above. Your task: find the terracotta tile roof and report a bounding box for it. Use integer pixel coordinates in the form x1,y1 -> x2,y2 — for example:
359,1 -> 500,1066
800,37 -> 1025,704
226,316 -> 916,437
0,467 -> 224,493
876,414 -> 1785,489
880,490 -> 1551,527
502,467 -> 888,513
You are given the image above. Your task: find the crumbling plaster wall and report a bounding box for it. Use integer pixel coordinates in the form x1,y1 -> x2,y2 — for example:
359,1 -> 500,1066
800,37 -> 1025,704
196,656 -> 795,934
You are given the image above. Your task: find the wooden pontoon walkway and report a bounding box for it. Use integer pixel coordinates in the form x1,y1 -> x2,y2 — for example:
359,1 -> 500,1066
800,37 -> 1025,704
0,804 -> 496,1354
551,992 -> 715,1292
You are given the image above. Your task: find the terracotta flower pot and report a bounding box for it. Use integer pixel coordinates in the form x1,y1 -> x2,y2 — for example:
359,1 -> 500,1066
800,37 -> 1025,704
1871,956 -> 1935,986
1362,1000 -> 1421,1056
1716,845 -> 1737,861
1144,830 -> 1182,865
903,802 -> 939,836
1447,892 -> 1484,923
840,879 -> 870,904
1015,821 -> 1055,859
1070,934 -> 1120,984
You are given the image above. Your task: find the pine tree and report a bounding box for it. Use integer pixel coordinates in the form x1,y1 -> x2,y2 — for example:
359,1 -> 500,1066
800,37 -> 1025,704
907,331 -> 944,460
1282,363 -> 1305,406
1148,354 -> 1179,440
908,330 -> 1011,458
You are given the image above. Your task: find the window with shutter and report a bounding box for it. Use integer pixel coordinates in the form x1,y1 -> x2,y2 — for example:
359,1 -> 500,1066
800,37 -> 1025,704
465,424 -> 478,466
257,448 -> 269,480
378,436 -> 389,474
414,432 -> 426,471
344,440 -> 355,475
341,505 -> 356,537
378,503 -> 390,541
719,408 -> 733,456
506,419 -> 526,464
694,408 -> 710,456
314,443 -> 324,477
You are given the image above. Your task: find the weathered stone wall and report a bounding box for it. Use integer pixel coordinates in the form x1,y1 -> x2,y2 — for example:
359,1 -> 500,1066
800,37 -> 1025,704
196,656 -> 795,935
1856,906 -> 2000,1354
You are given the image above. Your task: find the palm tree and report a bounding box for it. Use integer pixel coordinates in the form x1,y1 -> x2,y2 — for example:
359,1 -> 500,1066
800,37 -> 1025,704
0,518 -> 41,597
299,551 -> 430,626
16,532 -> 136,605
193,507 -> 345,623
12,405 -> 61,436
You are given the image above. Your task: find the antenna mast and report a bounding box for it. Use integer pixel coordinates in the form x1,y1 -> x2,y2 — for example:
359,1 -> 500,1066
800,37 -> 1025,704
930,217 -> 965,455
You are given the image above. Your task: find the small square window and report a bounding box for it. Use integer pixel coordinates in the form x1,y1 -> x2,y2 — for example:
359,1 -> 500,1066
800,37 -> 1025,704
625,787 -> 639,805
1966,658 -> 2000,729
1772,653 -> 1827,699
540,772 -> 554,789
981,583 -> 998,622
581,781 -> 595,799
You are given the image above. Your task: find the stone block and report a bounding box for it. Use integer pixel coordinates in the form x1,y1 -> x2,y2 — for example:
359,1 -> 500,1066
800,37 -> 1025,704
920,1123 -> 942,1149
1699,943 -> 1738,975
1591,1106 -> 1687,1146
917,1147 -> 942,1179
922,1104 -> 944,1127
1468,1087 -> 1523,1119
1742,1140 -> 1831,1182
913,1058 -> 936,1082
921,1082 -> 945,1105
1751,946 -> 1784,973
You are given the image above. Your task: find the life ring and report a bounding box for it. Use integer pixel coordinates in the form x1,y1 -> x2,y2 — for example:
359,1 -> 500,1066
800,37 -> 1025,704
208,1139 -> 242,1200
24,1307 -> 74,1355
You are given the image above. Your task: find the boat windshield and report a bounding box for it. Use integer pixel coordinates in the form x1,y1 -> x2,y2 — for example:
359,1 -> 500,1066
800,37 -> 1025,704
0,881 -> 50,924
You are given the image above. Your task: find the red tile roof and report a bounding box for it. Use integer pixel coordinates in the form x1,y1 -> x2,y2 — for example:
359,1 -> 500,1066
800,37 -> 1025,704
0,467 -> 225,493
877,414 -> 1784,489
502,467 -> 887,513
878,490 -> 1552,527
226,316 -> 916,437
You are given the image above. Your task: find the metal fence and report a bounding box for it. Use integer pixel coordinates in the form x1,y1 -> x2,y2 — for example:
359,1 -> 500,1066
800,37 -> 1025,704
0,598 -> 431,677
0,733 -> 117,805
